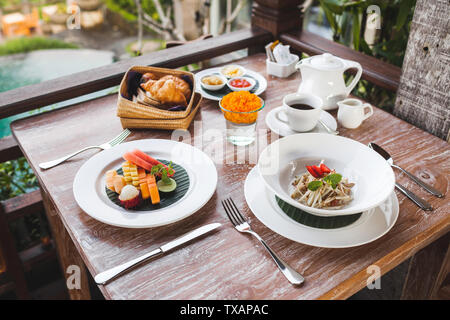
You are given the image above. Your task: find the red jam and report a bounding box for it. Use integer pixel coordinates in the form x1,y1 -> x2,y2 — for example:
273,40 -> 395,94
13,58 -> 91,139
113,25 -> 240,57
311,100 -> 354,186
230,78 -> 251,88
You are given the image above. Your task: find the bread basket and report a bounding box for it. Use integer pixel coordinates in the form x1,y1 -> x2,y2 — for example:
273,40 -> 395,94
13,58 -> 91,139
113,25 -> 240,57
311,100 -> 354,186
117,66 -> 201,130
119,92 -> 202,130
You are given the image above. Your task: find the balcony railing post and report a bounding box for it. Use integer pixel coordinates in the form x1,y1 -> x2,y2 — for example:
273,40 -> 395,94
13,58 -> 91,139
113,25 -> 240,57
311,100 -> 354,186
0,205 -> 30,299
251,0 -> 303,37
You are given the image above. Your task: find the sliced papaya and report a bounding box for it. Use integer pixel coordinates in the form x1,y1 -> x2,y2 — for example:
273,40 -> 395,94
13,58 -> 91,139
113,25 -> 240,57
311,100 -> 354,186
137,168 -> 146,181
140,182 -> 150,200
147,174 -> 160,205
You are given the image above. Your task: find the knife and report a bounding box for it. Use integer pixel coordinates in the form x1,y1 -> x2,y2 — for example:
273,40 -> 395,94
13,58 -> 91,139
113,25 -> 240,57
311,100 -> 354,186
94,223 -> 221,285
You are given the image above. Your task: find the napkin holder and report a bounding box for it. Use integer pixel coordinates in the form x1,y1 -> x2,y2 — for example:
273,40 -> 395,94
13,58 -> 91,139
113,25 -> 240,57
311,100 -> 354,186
266,54 -> 299,78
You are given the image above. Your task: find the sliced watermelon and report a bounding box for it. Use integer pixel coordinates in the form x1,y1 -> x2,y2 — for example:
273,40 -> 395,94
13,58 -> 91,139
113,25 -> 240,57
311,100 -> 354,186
132,149 -> 160,166
123,152 -> 153,171
131,149 -> 175,177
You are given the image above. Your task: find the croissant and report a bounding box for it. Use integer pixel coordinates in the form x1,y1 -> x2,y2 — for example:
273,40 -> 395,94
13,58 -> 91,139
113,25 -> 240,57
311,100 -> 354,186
141,79 -> 187,106
159,75 -> 191,101
140,79 -> 157,92
141,72 -> 158,83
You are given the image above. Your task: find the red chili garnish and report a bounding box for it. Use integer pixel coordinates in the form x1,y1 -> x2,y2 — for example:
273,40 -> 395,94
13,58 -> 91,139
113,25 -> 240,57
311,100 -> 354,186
320,163 -> 331,174
312,165 -> 323,177
306,164 -> 329,178
306,165 -> 321,178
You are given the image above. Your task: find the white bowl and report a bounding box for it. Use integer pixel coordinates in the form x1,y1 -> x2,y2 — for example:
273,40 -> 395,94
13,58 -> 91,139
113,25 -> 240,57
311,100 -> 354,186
226,77 -> 256,92
200,74 -> 227,91
257,133 -> 395,216
220,64 -> 246,78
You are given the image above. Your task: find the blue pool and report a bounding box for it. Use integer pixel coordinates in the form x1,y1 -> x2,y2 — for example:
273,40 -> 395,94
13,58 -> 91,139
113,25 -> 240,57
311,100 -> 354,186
0,49 -> 115,138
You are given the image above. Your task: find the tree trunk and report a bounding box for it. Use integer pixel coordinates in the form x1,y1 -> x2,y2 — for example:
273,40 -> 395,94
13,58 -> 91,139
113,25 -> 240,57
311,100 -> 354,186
393,0 -> 450,141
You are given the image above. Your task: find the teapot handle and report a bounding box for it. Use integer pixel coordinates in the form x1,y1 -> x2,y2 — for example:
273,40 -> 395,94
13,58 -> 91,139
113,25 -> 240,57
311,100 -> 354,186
344,61 -> 362,96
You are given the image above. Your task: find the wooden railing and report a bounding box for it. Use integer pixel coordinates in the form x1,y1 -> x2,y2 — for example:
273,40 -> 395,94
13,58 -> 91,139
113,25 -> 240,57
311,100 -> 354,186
0,0 -> 404,298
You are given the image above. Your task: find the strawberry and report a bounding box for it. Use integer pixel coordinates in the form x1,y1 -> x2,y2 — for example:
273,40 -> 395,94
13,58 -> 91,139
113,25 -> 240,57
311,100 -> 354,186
320,163 -> 331,174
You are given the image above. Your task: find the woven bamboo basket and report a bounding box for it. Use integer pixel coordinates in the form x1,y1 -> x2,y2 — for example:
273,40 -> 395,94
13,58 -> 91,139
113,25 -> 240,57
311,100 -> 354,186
117,66 -> 196,120
120,92 -> 202,130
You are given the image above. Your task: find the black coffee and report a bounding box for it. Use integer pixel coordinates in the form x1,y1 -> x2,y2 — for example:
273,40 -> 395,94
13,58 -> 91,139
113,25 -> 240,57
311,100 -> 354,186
289,103 -> 314,110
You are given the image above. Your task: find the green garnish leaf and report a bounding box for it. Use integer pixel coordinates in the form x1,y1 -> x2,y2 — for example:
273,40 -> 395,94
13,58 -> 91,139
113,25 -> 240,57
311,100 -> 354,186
308,180 -> 323,191
323,173 -> 342,189
150,163 -> 173,184
151,164 -> 163,175
167,162 -> 174,176
161,168 -> 170,184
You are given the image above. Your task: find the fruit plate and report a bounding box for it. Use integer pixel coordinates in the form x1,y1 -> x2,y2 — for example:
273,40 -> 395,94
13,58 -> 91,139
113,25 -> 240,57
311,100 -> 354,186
73,139 -> 217,228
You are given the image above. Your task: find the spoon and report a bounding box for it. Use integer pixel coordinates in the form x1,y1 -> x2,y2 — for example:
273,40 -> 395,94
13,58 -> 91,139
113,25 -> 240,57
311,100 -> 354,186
368,143 -> 443,197
368,143 -> 433,211
318,119 -> 339,135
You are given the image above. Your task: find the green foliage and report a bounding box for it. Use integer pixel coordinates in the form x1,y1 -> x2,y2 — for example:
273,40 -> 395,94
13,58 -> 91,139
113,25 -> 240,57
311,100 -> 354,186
0,37 -> 78,56
316,0 -> 416,112
125,39 -> 165,56
0,0 -> 45,6
0,158 -> 43,251
105,0 -> 138,21
0,157 -> 39,201
105,0 -> 172,23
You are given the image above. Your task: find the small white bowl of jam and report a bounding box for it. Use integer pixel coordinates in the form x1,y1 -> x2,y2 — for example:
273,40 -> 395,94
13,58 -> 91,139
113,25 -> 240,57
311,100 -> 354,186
227,77 -> 256,92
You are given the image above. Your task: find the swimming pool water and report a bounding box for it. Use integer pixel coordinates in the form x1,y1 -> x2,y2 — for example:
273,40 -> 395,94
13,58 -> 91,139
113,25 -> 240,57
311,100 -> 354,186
0,49 -> 115,138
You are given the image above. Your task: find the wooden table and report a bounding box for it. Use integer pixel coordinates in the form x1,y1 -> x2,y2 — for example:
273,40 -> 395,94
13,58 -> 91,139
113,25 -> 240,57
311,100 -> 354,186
11,53 -> 449,300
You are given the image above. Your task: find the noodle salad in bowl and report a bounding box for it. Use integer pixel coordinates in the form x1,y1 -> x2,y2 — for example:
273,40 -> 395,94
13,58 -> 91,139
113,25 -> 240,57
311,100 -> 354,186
257,133 -> 395,217
291,162 -> 355,209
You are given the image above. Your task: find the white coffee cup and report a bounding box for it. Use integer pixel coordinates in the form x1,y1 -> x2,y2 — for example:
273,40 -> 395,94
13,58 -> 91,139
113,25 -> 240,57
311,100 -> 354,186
276,93 -> 323,132
337,98 -> 373,129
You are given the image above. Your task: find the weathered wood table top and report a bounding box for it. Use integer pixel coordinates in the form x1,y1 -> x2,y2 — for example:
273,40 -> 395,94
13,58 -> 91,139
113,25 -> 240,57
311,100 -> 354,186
11,53 -> 449,299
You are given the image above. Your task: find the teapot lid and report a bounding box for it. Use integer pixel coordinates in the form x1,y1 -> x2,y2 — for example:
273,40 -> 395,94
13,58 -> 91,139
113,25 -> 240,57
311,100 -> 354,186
309,53 -> 344,70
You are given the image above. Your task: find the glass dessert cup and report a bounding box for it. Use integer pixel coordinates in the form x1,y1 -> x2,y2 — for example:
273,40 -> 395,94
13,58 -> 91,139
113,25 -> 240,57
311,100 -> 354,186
219,97 -> 265,146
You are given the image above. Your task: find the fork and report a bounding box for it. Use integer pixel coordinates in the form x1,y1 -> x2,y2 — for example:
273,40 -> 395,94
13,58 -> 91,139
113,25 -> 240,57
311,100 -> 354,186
38,129 -> 131,169
222,198 -> 305,285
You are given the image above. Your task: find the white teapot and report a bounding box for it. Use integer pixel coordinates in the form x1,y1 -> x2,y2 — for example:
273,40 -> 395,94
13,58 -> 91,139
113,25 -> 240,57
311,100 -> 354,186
296,53 -> 362,110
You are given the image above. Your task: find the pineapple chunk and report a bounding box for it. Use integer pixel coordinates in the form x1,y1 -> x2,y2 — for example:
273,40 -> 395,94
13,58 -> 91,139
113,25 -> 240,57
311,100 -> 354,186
122,161 -> 140,187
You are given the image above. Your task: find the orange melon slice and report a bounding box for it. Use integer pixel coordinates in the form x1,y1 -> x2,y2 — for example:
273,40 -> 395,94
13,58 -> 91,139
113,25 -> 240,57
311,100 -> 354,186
113,175 -> 126,194
105,170 -> 117,191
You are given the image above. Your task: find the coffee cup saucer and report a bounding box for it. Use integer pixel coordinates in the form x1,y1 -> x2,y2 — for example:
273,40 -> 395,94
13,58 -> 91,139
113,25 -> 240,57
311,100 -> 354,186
266,106 -> 338,136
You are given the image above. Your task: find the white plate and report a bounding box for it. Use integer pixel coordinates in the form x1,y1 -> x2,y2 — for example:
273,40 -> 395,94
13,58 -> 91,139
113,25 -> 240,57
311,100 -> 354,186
195,67 -> 267,101
73,139 -> 217,228
266,106 -> 337,136
258,133 -> 395,217
245,166 -> 398,248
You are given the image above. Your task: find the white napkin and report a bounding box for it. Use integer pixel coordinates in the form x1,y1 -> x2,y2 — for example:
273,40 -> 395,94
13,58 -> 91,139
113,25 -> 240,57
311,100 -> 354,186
273,44 -> 295,65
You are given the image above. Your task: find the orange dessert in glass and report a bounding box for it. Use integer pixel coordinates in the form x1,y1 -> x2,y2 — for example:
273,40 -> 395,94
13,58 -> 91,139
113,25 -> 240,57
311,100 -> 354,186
219,91 -> 265,146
